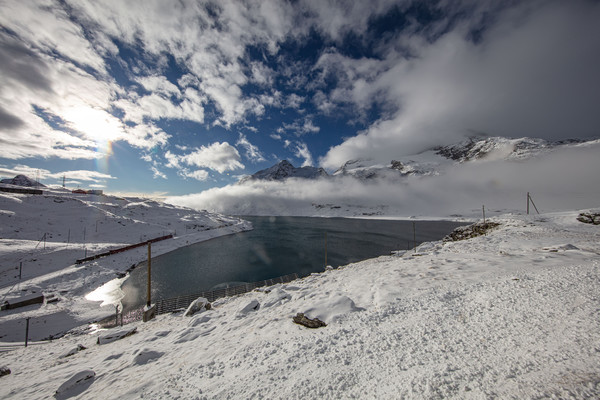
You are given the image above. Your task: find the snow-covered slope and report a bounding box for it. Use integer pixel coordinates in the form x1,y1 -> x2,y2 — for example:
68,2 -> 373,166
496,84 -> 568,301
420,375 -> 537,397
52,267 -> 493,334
1,209 -> 599,398
240,160 -> 328,183
0,188 -> 250,330
333,136 -> 598,181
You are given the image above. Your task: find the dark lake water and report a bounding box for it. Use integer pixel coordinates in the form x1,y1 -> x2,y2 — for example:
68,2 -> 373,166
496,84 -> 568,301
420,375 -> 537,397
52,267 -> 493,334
120,216 -> 465,309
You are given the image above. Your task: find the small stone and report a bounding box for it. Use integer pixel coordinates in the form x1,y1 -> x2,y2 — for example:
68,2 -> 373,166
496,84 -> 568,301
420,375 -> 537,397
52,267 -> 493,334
293,313 -> 327,329
0,366 -> 11,377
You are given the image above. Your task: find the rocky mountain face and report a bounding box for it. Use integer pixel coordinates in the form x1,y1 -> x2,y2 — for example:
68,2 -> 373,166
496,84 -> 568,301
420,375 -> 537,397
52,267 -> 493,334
243,136 -> 595,184
0,174 -> 46,187
240,160 -> 329,183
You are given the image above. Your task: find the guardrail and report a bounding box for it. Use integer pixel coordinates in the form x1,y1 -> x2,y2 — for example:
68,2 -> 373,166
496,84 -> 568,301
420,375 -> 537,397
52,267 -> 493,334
75,234 -> 173,264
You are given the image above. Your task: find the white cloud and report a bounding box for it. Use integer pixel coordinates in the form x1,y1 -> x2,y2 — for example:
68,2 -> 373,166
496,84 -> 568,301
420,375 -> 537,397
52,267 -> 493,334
294,142 -> 314,167
166,142 -> 244,175
277,116 -> 320,137
0,0 -> 107,73
0,164 -> 116,184
183,169 -> 209,181
237,133 -> 266,163
151,166 -> 167,180
285,93 -> 305,109
321,1 -> 600,168
167,144 -> 600,217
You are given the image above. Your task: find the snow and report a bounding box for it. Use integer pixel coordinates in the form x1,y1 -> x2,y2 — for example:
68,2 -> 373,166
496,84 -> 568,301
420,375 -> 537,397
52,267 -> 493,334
1,208 -> 599,398
0,188 -> 251,339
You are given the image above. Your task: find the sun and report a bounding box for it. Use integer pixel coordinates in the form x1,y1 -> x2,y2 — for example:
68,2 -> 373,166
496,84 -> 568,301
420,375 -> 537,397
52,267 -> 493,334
63,106 -> 123,152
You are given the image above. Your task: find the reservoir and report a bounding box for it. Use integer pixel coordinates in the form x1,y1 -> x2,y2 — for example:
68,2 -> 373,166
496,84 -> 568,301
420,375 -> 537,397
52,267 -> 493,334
120,216 -> 465,309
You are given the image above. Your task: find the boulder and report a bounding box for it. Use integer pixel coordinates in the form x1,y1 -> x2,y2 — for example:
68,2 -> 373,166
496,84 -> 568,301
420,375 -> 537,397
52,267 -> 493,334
183,297 -> 211,317
293,313 -> 327,329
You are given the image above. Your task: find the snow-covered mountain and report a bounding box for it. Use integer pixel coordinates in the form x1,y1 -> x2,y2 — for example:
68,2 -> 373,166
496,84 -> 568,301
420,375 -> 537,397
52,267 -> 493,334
0,174 -> 46,187
333,136 -> 597,181
168,134 -> 600,218
240,160 -> 328,183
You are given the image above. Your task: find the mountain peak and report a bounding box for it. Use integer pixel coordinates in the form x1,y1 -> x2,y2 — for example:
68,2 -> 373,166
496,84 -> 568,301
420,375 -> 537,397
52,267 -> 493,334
240,160 -> 328,183
0,174 -> 46,188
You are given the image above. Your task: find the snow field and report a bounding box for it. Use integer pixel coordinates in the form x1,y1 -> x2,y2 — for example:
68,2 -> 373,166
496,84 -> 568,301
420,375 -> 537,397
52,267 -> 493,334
0,189 -> 251,331
1,210 -> 599,399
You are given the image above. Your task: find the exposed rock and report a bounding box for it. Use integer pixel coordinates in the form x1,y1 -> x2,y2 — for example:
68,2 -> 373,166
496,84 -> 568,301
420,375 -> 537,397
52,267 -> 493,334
184,297 -> 211,317
240,160 -> 328,183
444,222 -> 501,242
577,212 -> 600,225
293,313 -> 327,329
0,366 -> 10,377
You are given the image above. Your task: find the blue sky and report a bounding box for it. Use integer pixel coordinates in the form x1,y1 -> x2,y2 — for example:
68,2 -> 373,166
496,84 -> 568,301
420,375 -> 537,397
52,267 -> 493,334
0,0 -> 599,196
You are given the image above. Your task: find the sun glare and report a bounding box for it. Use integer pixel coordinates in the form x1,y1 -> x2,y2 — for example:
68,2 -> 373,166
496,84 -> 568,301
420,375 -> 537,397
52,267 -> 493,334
64,106 -> 123,149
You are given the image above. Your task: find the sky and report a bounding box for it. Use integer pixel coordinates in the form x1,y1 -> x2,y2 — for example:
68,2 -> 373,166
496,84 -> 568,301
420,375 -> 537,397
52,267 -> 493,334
0,0 -> 599,197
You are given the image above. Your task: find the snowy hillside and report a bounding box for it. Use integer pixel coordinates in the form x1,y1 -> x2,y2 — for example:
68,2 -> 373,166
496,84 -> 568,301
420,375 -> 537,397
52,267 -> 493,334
1,209 -> 599,398
0,186 -> 250,334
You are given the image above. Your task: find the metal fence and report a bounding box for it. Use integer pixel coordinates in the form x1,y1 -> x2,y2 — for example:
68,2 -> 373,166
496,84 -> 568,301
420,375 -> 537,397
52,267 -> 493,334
156,273 -> 299,315
94,272 -> 300,329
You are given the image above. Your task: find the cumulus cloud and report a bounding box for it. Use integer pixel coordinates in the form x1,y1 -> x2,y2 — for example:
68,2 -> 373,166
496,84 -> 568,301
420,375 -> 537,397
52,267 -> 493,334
277,116 -> 320,137
168,143 -> 600,217
151,166 -> 167,180
0,164 -> 116,184
294,142 -> 314,167
320,1 -> 600,168
237,133 -> 266,163
166,142 -> 244,175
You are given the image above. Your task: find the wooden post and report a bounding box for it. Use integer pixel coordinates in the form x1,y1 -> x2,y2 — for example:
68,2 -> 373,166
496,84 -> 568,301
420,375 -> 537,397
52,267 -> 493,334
19,262 -> 22,280
529,193 -> 540,214
324,231 -> 328,267
147,242 -> 152,307
482,205 -> 486,224
413,221 -> 416,253
24,317 -> 30,347
527,192 -> 530,215
67,228 -> 70,244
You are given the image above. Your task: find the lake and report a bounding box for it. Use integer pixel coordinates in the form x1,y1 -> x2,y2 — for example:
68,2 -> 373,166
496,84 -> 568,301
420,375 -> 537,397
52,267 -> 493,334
120,216 -> 465,309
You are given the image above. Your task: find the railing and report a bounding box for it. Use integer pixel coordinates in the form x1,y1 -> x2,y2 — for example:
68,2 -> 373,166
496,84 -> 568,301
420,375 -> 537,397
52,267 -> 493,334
156,273 -> 299,315
94,273 -> 300,329
75,234 -> 173,264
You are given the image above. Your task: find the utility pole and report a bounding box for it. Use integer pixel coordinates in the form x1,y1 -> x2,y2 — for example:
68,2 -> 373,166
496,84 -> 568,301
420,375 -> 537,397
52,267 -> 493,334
146,242 -> 152,307
324,231 -> 328,267
24,317 -> 30,347
413,221 -> 416,253
143,242 -> 156,322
